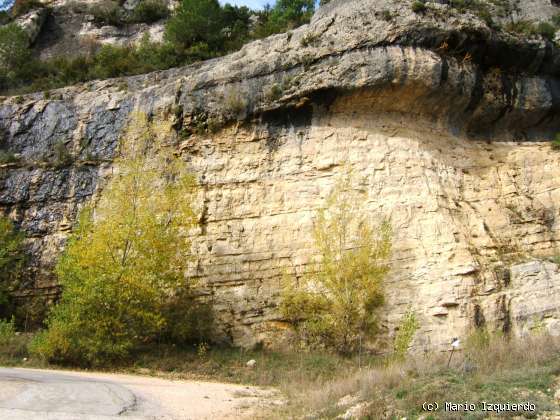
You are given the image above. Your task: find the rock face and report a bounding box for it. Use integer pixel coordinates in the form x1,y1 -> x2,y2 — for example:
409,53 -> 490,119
14,9 -> 48,45
1,0 -> 560,351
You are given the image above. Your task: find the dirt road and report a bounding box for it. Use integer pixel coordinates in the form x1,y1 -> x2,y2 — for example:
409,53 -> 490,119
0,367 -> 273,419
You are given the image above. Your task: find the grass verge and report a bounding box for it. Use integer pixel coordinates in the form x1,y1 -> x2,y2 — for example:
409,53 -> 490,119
2,333 -> 560,419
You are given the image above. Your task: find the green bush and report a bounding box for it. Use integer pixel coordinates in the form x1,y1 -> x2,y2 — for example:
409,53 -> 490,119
265,0 -> 314,34
536,22 -> 556,40
165,0 -> 224,50
0,316 -> 30,364
393,310 -> 419,360
552,133 -> 560,150
31,113 -> 205,366
0,0 -> 314,94
281,174 -> 392,354
0,11 -> 12,25
505,19 -> 557,40
0,150 -> 18,164
161,287 -> 214,345
411,1 -> 426,13
90,1 -> 124,27
53,140 -> 72,168
129,0 -> 169,24
0,317 -> 16,344
0,24 -> 33,90
0,216 -> 25,321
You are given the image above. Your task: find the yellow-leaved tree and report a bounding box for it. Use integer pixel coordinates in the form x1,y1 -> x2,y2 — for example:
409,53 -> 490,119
281,173 -> 392,354
32,112 -> 210,366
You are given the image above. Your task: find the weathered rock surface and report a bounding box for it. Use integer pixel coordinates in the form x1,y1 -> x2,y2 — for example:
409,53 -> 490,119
14,8 -> 48,45
1,0 -> 560,350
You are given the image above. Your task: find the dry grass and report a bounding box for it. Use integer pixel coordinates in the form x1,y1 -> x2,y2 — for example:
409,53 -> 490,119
0,333 -> 34,366
270,333 -> 560,419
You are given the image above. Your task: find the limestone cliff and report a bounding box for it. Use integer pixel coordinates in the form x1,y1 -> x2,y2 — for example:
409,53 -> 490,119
1,0 -> 560,351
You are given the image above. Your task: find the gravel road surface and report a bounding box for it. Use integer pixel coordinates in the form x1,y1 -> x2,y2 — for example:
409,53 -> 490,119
0,367 -> 271,419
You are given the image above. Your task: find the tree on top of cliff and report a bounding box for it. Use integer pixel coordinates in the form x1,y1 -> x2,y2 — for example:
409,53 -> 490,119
267,0 -> 315,32
0,23 -> 32,91
281,173 -> 392,354
30,112 -> 209,366
165,0 -> 224,51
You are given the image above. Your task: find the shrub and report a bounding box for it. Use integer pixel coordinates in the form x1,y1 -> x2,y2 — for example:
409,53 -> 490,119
90,44 -> 139,79
53,140 -> 72,168
161,287 -> 214,345
411,1 -> 426,13
223,88 -> 247,118
165,0 -> 224,50
552,133 -> 560,150
381,10 -> 393,22
393,310 -> 419,360
0,24 -> 33,90
220,4 -> 252,51
129,0 -> 169,24
0,216 -> 25,321
0,11 -> 12,25
134,34 -> 179,72
0,150 -> 18,164
0,316 -> 30,363
281,173 -> 392,354
504,19 -> 555,39
266,83 -> 283,101
0,317 -> 16,344
536,22 -> 556,40
266,0 -> 315,34
31,113 -> 203,366
90,1 -> 124,27
0,216 -> 25,318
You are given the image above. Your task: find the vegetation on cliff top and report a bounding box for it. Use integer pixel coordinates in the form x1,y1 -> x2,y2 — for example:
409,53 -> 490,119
0,0 -> 316,94
1,0 -> 557,95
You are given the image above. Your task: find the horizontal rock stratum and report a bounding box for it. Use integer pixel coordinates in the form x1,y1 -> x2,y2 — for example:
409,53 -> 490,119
1,0 -> 560,351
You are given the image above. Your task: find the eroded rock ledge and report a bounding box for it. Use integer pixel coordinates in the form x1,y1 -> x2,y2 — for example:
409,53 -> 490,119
1,0 -> 560,350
